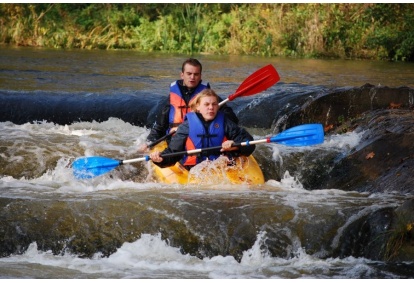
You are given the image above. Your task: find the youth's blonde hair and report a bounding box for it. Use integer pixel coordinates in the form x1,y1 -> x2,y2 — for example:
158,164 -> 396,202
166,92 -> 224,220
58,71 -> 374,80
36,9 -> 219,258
190,89 -> 220,111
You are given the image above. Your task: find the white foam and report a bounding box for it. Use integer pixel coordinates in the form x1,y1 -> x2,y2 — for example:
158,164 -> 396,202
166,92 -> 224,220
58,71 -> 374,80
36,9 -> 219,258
0,232 -> 385,279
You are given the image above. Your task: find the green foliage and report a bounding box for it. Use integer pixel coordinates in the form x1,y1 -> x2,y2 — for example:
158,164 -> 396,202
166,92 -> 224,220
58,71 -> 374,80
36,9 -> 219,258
0,3 -> 413,61
365,4 -> 414,61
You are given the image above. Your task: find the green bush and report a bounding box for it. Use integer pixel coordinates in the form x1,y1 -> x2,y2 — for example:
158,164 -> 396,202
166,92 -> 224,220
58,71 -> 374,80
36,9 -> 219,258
0,3 -> 413,61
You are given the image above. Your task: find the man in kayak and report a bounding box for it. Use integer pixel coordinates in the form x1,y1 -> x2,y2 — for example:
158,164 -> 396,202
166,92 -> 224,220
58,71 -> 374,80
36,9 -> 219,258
149,89 -> 255,170
139,58 -> 238,151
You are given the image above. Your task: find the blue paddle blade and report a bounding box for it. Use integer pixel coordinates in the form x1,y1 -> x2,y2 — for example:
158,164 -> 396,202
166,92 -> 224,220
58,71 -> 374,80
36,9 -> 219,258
270,124 -> 324,146
72,156 -> 121,179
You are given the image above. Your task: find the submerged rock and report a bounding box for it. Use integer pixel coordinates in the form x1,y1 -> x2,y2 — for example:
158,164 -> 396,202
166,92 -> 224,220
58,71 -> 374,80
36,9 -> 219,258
333,199 -> 414,263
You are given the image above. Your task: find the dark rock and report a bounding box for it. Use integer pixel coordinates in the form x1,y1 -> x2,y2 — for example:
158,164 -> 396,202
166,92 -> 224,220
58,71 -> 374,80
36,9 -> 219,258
333,207 -> 394,260
285,84 -> 414,195
286,84 -> 413,129
387,199 -> 414,261
289,84 -> 414,263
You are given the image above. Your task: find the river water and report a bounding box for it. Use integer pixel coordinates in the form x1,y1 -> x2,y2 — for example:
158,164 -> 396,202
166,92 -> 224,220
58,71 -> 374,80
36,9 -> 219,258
0,47 -> 414,279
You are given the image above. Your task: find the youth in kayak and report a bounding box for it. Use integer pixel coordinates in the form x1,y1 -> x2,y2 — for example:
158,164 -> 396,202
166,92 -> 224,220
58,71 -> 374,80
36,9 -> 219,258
149,88 -> 255,170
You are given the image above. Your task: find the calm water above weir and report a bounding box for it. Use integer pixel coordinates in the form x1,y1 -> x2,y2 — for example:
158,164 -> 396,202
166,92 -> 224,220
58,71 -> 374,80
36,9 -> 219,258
1,46 -> 414,94
0,47 -> 413,279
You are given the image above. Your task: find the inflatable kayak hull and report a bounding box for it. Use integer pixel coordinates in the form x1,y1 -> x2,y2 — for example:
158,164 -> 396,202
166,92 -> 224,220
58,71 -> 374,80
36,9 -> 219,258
150,141 -> 265,185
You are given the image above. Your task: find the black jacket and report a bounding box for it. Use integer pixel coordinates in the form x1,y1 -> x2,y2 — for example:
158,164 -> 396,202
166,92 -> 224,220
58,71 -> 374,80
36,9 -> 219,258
153,112 -> 255,168
146,80 -> 239,143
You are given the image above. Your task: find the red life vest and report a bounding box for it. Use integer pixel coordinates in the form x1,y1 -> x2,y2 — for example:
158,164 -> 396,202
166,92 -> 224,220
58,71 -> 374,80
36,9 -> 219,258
168,80 -> 209,131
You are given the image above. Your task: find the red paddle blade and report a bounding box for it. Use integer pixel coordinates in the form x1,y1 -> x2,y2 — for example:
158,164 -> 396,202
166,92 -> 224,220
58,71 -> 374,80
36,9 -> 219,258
228,64 -> 280,101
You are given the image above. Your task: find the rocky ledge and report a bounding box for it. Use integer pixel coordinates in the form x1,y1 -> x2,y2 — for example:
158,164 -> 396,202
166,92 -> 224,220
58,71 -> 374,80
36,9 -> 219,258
286,83 -> 414,262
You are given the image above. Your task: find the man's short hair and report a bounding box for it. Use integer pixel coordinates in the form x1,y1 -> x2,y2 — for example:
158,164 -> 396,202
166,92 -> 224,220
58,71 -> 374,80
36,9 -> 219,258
182,58 -> 202,73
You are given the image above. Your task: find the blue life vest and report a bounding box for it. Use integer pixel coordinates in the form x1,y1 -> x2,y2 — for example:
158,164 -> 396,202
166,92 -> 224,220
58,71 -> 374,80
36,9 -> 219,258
182,112 -> 227,166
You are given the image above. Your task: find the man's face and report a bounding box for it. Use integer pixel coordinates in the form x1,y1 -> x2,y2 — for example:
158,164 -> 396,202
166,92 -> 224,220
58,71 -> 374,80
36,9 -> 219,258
181,64 -> 201,88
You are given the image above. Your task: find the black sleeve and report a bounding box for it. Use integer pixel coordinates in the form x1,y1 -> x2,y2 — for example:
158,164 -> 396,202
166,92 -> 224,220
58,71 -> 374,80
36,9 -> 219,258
146,97 -> 170,143
152,121 -> 189,168
224,118 -> 255,156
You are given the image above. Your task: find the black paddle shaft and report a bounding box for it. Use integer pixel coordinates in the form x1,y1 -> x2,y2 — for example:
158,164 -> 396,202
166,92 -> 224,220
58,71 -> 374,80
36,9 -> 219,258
159,142 -> 246,159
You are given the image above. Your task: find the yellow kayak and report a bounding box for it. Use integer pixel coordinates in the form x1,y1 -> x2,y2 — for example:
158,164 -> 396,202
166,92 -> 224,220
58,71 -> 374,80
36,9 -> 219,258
150,141 -> 265,185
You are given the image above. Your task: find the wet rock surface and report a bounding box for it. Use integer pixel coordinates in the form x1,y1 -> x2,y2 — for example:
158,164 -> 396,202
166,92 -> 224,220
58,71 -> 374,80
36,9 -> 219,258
283,83 -> 413,195
284,84 -> 414,263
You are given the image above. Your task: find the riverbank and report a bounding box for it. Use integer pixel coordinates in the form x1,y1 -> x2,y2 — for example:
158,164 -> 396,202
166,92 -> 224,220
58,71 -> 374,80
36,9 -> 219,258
1,3 -> 414,61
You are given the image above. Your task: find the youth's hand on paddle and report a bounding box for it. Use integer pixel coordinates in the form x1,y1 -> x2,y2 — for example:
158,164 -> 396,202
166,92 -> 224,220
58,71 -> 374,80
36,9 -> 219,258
220,140 -> 237,152
149,150 -> 163,162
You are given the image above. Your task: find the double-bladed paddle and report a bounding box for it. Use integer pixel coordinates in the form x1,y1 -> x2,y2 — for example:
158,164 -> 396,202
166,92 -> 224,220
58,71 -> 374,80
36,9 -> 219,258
72,123 -> 324,179
146,64 -> 280,149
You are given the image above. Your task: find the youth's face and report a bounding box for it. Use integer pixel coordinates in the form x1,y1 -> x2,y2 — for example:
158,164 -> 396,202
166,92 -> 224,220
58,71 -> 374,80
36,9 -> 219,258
181,64 -> 201,88
196,96 -> 219,121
